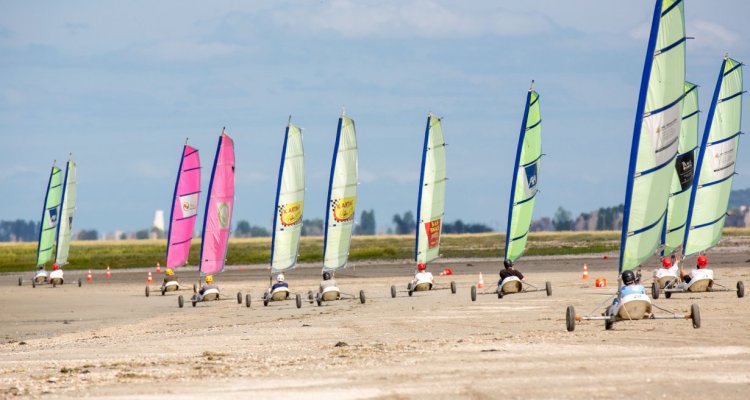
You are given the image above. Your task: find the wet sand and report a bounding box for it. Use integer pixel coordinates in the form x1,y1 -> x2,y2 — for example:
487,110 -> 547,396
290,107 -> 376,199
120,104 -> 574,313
2,252 -> 750,399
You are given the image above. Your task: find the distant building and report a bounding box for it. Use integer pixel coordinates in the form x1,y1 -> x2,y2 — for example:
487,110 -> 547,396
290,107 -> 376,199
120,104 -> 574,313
530,217 -> 553,232
150,210 -> 165,239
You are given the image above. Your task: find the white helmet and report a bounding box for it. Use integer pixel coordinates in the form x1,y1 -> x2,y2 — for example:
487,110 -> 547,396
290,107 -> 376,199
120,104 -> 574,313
276,273 -> 285,282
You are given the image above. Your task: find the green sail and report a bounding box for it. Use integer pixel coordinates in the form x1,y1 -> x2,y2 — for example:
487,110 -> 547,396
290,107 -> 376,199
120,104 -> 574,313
55,158 -> 77,266
663,82 -> 699,255
505,88 -> 541,262
36,165 -> 63,267
683,57 -> 744,256
619,0 -> 685,271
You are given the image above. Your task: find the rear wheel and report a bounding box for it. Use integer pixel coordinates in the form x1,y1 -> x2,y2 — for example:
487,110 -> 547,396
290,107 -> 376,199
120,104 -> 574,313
307,290 -> 314,301
78,278 -> 82,287
390,285 -> 397,298
605,318 -> 614,331
737,281 -> 745,298
191,296 -> 197,307
359,290 -> 366,304
651,282 -> 660,299
245,294 -> 251,308
691,303 -> 701,328
145,286 -> 150,297
263,292 -> 269,306
565,305 -> 576,332
178,295 -> 184,308
18,277 -> 22,286
296,294 -> 302,309
450,281 -> 457,294
316,293 -> 322,306
471,285 -> 477,302
665,291 -> 672,299
193,283 -> 197,293
32,280 -> 36,288
161,286 -> 166,296
236,291 -> 243,304
52,282 -> 57,288
545,281 -> 552,296
497,290 -> 504,299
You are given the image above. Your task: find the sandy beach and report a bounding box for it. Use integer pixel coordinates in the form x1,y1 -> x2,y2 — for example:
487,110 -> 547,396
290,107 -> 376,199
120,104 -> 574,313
2,252 -> 749,399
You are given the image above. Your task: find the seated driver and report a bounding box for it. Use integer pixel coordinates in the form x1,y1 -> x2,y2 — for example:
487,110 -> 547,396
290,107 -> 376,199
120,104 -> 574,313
654,256 -> 679,279
34,265 -> 48,282
163,268 -> 178,286
271,273 -> 289,292
319,271 -> 337,293
412,263 -> 433,286
49,263 -> 64,282
498,259 -> 524,286
613,269 -> 646,306
199,275 -> 218,295
680,254 -> 713,284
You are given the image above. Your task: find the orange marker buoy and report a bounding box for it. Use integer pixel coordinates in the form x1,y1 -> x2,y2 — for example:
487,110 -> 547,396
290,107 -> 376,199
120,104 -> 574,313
477,272 -> 485,289
86,269 -> 93,282
595,278 -> 607,288
582,264 -> 589,280
147,271 -> 153,284
443,267 -> 453,276
155,262 -> 161,274
105,266 -> 111,278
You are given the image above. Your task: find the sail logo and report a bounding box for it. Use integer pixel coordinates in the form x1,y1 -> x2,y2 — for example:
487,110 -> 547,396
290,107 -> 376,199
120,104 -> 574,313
332,197 -> 356,223
645,104 -> 681,166
523,163 -> 539,197
279,201 -> 303,227
47,207 -> 59,227
709,140 -> 737,180
424,218 -> 442,249
217,202 -> 231,229
675,152 -> 694,190
179,193 -> 199,219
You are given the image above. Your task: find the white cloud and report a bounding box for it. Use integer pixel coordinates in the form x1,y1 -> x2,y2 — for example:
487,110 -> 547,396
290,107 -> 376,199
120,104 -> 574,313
272,0 -> 556,39
128,41 -> 251,63
689,19 -> 740,50
134,161 -> 170,179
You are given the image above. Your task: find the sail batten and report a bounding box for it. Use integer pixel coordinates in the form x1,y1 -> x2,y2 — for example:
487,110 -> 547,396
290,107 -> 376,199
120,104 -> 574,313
323,115 -> 358,271
619,0 -> 685,271
505,88 -> 542,262
682,57 -> 744,256
270,122 -> 305,272
415,115 -> 446,264
198,131 -> 235,276
165,144 -> 201,269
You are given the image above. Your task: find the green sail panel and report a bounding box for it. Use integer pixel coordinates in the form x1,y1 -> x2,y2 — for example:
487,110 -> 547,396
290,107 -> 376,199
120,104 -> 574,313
683,57 -> 744,256
55,158 -> 77,266
415,115 -> 447,264
505,88 -> 541,262
323,115 -> 358,271
663,82 -> 698,255
36,165 -> 63,266
619,0 -> 685,271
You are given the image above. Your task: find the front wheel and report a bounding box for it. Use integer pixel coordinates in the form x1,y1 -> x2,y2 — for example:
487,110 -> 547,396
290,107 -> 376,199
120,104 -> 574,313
545,281 -> 552,296
32,280 -> 36,288
18,277 -> 22,286
78,278 -> 82,287
471,285 -> 477,302
359,290 -> 366,304
691,303 -> 701,329
193,283 -> 197,293
145,286 -> 150,297
390,285 -> 397,298
296,294 -> 302,309
178,295 -> 184,308
737,281 -> 745,298
450,281 -> 457,294
237,291 -> 243,304
245,294 -> 251,308
565,305 -> 576,332
605,318 -> 614,331
651,281 -> 660,299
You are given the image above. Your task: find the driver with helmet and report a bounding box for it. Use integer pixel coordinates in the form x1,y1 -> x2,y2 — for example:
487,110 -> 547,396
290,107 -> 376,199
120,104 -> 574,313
163,268 -> 178,285
271,273 -> 288,292
49,263 -> 64,283
613,269 -> 646,306
498,259 -> 524,286
319,271 -> 337,293
34,265 -> 49,282
412,263 -> 434,286
680,253 -> 713,284
199,275 -> 218,295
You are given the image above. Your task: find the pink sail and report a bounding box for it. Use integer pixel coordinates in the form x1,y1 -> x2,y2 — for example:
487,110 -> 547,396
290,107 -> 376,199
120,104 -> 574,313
166,144 -> 201,269
199,131 -> 235,276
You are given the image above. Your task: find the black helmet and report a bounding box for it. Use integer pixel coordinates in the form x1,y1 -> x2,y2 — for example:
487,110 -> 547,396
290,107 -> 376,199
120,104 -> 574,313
323,271 -> 331,281
503,259 -> 513,269
621,270 -> 636,285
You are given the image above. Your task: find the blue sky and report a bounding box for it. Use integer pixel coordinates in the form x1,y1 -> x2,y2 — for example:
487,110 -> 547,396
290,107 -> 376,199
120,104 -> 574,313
1,0 -> 748,234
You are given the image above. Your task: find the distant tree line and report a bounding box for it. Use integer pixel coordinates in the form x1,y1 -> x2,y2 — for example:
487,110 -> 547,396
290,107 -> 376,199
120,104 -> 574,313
0,219 -> 39,242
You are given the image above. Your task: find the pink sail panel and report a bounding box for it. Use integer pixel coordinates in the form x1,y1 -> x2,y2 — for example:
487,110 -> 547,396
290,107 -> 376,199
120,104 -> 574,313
199,131 -> 235,275
166,144 -> 201,269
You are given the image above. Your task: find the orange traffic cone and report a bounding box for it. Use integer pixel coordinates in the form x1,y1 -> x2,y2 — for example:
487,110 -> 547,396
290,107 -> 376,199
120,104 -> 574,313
105,266 -> 111,279
582,264 -> 589,280
155,262 -> 161,274
147,271 -> 153,284
86,270 -> 93,282
477,272 -> 485,289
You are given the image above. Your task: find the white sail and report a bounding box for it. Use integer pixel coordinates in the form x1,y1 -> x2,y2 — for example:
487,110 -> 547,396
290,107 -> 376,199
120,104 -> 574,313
415,115 -> 447,264
323,115 -> 358,271
55,158 -> 76,266
270,122 -> 305,272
